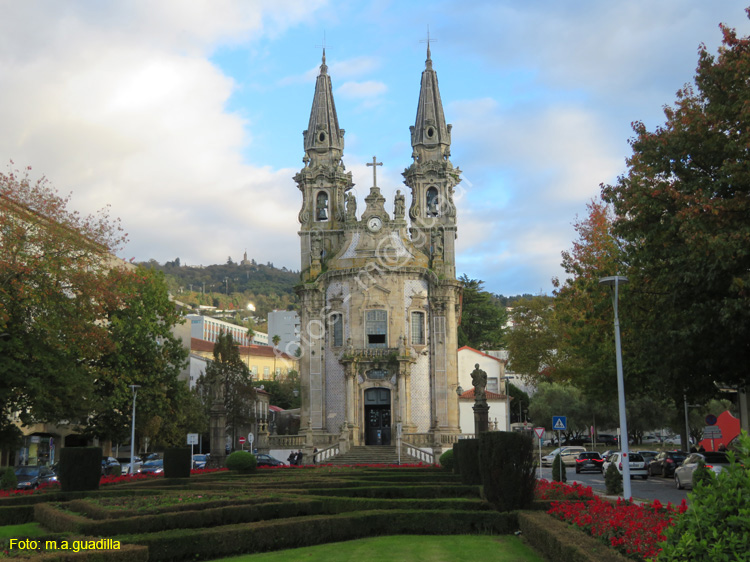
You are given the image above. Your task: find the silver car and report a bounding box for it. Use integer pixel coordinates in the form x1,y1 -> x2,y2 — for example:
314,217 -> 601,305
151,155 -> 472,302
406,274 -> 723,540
602,452 -> 648,480
541,446 -> 586,467
674,452 -> 731,489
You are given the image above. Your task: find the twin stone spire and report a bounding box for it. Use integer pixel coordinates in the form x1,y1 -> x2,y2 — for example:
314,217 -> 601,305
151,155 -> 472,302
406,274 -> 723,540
302,45 -> 451,172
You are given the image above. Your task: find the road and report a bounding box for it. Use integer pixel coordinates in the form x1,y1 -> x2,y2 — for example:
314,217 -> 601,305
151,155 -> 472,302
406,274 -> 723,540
536,466 -> 690,506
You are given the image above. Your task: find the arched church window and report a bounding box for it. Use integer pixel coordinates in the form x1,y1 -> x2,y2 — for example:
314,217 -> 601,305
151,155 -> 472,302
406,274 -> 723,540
316,191 -> 329,221
426,187 -> 439,217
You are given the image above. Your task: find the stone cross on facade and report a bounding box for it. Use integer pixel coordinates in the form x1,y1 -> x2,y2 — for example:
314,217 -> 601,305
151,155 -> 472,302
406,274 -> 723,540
366,156 -> 383,188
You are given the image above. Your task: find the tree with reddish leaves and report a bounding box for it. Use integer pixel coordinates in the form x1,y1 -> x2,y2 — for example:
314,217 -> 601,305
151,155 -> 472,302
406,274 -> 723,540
602,11 -> 750,405
0,165 -> 127,448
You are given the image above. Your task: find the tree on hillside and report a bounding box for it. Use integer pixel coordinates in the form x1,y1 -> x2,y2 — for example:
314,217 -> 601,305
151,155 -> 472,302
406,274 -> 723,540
602,12 -> 750,408
86,266 -> 189,448
0,165 -> 127,449
458,275 -> 508,349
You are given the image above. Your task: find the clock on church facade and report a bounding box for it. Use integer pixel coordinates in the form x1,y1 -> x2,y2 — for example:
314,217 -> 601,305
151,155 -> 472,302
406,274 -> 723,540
294,44 -> 462,455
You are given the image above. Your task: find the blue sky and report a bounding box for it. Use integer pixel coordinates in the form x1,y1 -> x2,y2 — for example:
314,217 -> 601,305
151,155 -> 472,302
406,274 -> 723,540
2,1 -> 749,295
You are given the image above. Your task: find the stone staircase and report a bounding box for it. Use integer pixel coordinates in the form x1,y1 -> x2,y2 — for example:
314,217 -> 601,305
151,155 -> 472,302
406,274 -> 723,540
323,445 -> 423,466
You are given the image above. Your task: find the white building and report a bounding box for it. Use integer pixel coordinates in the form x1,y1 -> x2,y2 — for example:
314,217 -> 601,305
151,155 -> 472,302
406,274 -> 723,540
187,314 -> 268,347
267,310 -> 300,356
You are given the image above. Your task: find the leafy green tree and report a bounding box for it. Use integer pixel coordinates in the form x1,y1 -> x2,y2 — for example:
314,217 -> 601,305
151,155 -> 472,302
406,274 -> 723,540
197,332 -> 256,445
257,370 -> 300,410
0,165 -> 126,448
528,382 -> 614,441
505,296 -> 562,384
601,13 -> 750,407
87,266 -> 188,448
458,275 -> 508,349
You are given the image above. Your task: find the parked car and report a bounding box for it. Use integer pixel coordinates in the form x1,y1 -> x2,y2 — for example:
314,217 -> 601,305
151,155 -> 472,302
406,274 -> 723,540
101,456 -> 121,476
648,451 -> 687,478
641,435 -> 662,444
140,459 -> 164,475
560,447 -> 587,466
15,466 -> 58,489
674,452 -> 731,489
542,446 -> 587,467
116,456 -> 142,476
255,454 -> 284,467
192,454 -> 210,469
595,434 -> 618,446
601,450 -> 616,462
663,435 -> 695,446
637,450 -> 659,467
602,452 -> 648,480
575,452 -> 604,474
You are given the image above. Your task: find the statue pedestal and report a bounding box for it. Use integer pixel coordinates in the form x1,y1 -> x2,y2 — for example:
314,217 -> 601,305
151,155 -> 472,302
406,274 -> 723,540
208,400 -> 227,468
473,401 -> 489,435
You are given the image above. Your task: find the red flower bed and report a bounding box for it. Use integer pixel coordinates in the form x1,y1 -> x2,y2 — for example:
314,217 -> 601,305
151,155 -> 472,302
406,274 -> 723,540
540,479 -> 688,560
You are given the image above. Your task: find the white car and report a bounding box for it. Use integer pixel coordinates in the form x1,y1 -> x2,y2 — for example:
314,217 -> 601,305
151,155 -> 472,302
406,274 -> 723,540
602,452 -> 648,480
541,446 -> 587,467
674,452 -> 731,489
641,435 -> 662,444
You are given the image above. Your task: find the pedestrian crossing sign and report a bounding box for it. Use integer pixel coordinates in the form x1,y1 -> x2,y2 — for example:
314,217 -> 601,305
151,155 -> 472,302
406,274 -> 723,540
552,416 -> 567,431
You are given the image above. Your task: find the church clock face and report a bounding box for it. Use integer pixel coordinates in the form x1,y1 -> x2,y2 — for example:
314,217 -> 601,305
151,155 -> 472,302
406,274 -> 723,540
367,216 -> 383,232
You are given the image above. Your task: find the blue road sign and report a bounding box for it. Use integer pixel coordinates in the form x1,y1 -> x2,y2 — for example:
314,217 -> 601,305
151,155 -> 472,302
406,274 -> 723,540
552,416 -> 567,431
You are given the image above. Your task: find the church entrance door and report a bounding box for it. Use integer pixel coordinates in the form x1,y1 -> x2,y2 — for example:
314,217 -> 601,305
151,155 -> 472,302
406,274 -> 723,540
364,388 -> 391,446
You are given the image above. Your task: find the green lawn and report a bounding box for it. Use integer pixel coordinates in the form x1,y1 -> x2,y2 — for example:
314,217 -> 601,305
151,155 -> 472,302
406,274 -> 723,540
211,535 -> 545,562
0,522 -> 47,539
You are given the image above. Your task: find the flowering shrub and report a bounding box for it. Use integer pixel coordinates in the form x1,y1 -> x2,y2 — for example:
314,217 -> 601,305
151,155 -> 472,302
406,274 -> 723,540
546,484 -> 687,561
535,479 -> 595,501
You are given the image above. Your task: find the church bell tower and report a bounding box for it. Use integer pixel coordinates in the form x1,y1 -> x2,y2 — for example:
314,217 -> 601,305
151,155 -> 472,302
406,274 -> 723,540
403,41 -> 461,279
294,50 -> 354,281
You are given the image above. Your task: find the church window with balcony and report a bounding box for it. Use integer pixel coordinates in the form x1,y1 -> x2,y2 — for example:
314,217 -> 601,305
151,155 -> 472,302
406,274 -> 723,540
365,310 -> 387,348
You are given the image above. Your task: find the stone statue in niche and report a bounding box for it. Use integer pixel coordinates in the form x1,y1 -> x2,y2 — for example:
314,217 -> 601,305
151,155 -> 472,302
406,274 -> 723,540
432,229 -> 444,258
471,364 -> 487,403
316,191 -> 328,221
311,235 -> 322,261
346,192 -> 357,221
394,190 -> 405,218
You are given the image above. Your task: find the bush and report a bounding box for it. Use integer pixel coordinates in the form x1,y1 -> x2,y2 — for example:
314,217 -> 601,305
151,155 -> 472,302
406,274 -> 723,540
438,449 -> 454,471
604,462 -> 622,496
691,459 -> 713,489
659,431 -> 750,561
456,440 -> 481,485
58,447 -> 101,492
226,451 -> 257,474
478,431 -> 536,512
164,447 -> 191,478
0,466 -> 17,491
552,453 -> 566,483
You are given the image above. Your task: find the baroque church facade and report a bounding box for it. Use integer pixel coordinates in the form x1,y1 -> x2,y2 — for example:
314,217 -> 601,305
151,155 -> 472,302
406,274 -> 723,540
295,45 -> 462,453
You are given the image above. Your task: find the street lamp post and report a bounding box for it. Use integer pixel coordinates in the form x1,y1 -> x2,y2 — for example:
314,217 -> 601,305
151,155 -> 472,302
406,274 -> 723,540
599,275 -> 631,499
129,385 -> 141,477
503,375 -> 515,432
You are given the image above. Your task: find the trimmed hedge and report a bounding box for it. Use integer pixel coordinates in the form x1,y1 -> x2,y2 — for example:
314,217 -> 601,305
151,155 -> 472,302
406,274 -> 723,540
518,511 -> 631,562
0,504 -> 33,525
164,447 -> 191,479
438,449 -> 454,471
308,485 -> 481,499
12,542 -> 148,562
226,451 -> 257,474
58,447 -> 102,492
456,439 -> 481,485
479,431 -> 536,512
123,509 -> 519,562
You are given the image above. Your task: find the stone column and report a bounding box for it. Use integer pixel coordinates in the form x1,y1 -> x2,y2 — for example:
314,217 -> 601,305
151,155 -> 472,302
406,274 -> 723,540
208,399 -> 227,468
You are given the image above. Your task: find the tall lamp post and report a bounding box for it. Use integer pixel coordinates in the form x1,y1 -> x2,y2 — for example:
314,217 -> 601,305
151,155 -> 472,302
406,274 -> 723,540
599,275 -> 631,499
129,385 -> 141,477
503,375 -> 515,432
